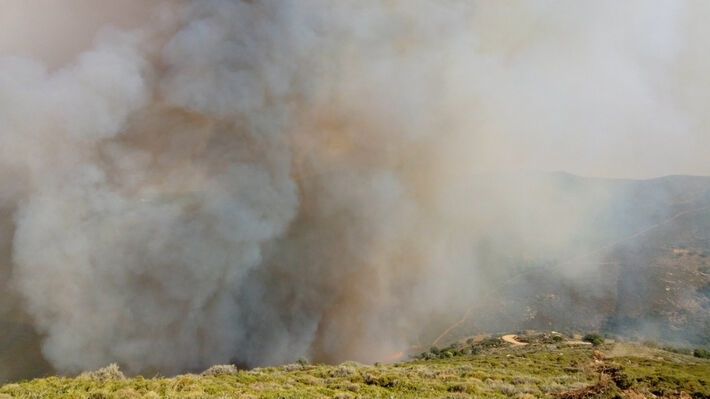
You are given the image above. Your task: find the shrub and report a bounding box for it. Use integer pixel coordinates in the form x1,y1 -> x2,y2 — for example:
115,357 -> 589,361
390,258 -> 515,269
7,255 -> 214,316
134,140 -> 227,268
364,373 -> 398,388
693,348 -> 710,359
113,388 -> 142,399
479,337 -> 503,348
447,382 -> 477,394
345,383 -> 360,392
79,363 -> 125,380
540,383 -> 566,394
583,333 -> 604,346
87,391 -> 110,399
201,364 -> 238,376
512,375 -> 540,385
283,363 -> 304,371
458,364 -> 473,374
487,380 -> 518,395
663,346 -> 693,355
329,365 -> 355,377
597,363 -> 633,390
422,351 -> 437,360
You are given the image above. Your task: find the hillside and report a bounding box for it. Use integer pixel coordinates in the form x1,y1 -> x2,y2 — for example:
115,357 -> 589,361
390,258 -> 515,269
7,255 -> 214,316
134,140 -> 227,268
2,333 -> 709,399
427,173 -> 710,348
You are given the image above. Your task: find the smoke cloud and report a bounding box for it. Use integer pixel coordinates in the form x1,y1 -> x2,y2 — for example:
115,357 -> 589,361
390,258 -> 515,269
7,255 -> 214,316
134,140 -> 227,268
0,0 -> 709,378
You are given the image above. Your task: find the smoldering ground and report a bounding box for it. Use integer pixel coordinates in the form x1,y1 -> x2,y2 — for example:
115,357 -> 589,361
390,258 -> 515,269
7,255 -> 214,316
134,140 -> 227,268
0,0 -> 709,380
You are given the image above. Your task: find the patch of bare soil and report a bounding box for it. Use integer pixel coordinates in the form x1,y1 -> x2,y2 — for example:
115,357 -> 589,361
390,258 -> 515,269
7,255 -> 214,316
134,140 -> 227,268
501,334 -> 528,346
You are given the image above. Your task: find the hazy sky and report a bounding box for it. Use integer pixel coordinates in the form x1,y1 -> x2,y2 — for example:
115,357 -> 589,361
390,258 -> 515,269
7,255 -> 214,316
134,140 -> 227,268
1,0 -> 708,179
0,1 -> 152,67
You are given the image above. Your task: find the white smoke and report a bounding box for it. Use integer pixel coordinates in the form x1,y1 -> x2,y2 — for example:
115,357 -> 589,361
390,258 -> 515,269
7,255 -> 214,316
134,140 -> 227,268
5,2 -> 301,373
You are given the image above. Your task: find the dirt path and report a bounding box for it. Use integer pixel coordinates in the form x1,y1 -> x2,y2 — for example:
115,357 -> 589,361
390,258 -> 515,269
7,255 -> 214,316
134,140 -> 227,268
501,334 -> 528,346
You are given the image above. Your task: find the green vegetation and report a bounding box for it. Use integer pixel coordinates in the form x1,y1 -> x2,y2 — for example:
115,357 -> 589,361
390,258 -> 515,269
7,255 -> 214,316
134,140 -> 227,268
662,346 -> 693,356
694,348 -> 710,359
2,336 -> 709,399
582,333 -> 604,347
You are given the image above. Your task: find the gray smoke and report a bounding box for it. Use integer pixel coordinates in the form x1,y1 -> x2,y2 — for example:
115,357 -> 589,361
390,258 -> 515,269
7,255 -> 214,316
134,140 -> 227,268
0,0 -> 709,377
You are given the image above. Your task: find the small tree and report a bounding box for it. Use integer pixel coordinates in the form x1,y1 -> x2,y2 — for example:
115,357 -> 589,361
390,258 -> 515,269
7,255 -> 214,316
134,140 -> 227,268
79,363 -> 125,380
693,348 -> 710,359
583,333 -> 604,346
201,364 -> 238,376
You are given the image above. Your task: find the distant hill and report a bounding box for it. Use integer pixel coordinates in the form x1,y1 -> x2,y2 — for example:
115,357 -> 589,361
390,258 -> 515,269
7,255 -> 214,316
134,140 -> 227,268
437,173 -> 710,347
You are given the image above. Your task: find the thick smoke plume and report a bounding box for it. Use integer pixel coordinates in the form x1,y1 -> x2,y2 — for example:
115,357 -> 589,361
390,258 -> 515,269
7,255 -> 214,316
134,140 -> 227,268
0,0 -> 709,378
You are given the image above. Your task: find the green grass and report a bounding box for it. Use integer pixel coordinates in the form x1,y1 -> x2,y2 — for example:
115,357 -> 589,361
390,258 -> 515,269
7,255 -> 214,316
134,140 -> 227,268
1,338 -> 709,399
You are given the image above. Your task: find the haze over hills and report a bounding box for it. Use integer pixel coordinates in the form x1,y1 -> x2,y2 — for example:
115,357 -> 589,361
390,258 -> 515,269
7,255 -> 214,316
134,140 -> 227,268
426,172 -> 710,349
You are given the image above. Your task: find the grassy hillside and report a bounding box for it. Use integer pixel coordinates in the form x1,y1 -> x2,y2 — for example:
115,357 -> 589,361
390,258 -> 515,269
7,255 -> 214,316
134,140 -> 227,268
2,334 -> 708,399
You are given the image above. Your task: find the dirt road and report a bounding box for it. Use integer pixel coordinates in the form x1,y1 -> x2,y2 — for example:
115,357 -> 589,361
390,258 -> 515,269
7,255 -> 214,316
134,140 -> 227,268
501,334 -> 528,346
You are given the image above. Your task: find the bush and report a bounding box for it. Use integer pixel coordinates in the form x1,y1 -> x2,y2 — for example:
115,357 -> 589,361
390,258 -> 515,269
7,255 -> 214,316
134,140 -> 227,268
540,383 -> 566,394
79,363 -> 125,380
512,376 -> 540,385
487,380 -> 518,395
330,365 -> 355,377
113,388 -> 142,399
87,391 -> 109,399
583,333 -> 604,346
283,363 -> 303,371
663,346 -> 692,355
693,348 -> 710,359
201,364 -> 239,376
479,337 -> 503,348
364,373 -> 398,388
